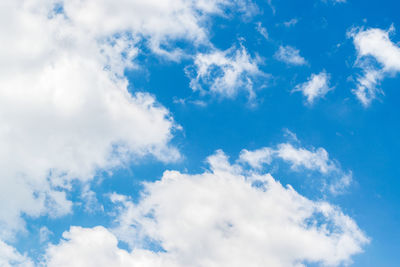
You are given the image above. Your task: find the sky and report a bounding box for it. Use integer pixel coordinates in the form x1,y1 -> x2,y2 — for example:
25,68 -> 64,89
0,0 -> 399,266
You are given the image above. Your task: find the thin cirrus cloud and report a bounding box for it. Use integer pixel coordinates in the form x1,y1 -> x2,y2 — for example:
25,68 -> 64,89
293,71 -> 333,104
349,25 -> 400,106
274,45 -> 307,66
43,150 -> 368,267
0,0 -> 255,241
256,22 -> 269,39
283,18 -> 298,27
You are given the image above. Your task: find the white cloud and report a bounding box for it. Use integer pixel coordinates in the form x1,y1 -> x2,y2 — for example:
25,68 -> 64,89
256,22 -> 268,39
322,0 -> 346,3
238,143 -> 336,173
238,142 -> 352,194
45,226 -> 156,267
0,0 -> 256,240
293,71 -> 332,104
238,147 -> 274,169
0,240 -> 34,267
187,45 -> 265,100
39,227 -> 53,244
45,150 -> 368,267
349,26 -> 400,106
275,143 -> 335,173
59,0 -> 254,59
283,18 -> 298,27
275,45 -> 307,66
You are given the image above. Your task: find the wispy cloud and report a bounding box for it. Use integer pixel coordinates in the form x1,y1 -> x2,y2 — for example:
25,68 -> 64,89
256,22 -> 268,39
186,45 -> 266,102
239,140 -> 351,195
275,45 -> 307,66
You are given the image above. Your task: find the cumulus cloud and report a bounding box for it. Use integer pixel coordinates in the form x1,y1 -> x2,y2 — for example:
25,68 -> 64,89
293,71 -> 332,104
0,0 -> 256,240
186,45 -> 265,101
275,45 -> 307,66
59,0 -> 254,59
0,240 -> 34,267
45,226 -> 153,267
45,150 -> 368,267
349,25 -> 400,106
0,7 -> 177,237
239,142 -> 352,194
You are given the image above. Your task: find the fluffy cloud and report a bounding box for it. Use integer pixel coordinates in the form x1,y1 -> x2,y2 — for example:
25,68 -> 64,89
275,143 -> 335,173
293,71 -> 332,104
275,45 -> 307,66
239,143 -> 351,194
45,150 -> 368,267
0,241 -> 33,267
186,45 -> 265,101
0,0 -> 256,239
238,147 -> 274,169
59,0 -> 255,59
45,226 -> 156,267
0,0 -> 182,239
349,26 -> 400,106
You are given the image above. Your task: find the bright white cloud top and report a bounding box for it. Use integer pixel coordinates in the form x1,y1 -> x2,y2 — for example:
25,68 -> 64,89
0,0 -> 193,240
293,71 -> 332,104
350,26 -> 400,106
45,150 -> 368,267
0,0 -> 260,241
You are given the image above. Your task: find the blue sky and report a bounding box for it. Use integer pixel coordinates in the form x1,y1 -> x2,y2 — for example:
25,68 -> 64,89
1,0 -> 400,266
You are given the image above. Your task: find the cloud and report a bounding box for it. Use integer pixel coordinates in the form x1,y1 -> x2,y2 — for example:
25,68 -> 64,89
59,0 -> 255,59
275,45 -> 307,66
349,25 -> 400,106
256,22 -> 268,39
322,0 -> 346,4
293,71 -> 332,104
39,227 -> 53,244
45,226 -> 150,267
275,143 -> 335,173
186,45 -> 265,101
0,0 -> 256,240
45,150 -> 368,267
0,240 -> 34,267
283,18 -> 298,27
239,142 -> 352,194
238,147 -> 274,169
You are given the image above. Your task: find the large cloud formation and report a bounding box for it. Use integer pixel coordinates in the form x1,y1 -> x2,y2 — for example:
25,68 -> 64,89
45,150 -> 369,267
0,0 -> 254,240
